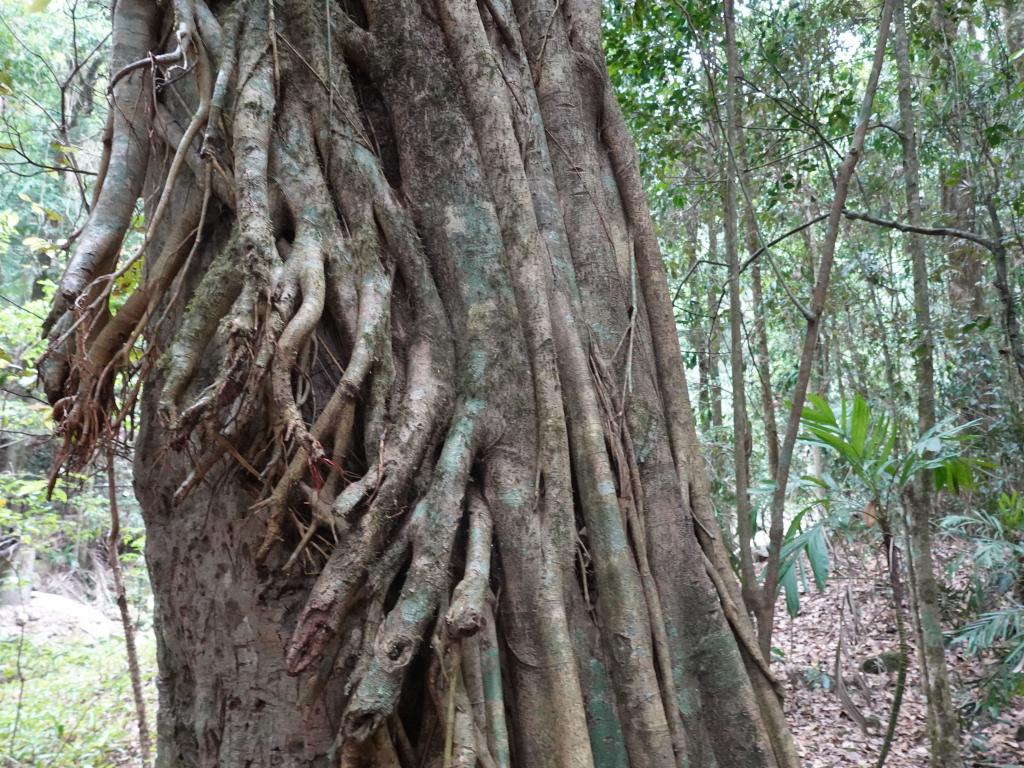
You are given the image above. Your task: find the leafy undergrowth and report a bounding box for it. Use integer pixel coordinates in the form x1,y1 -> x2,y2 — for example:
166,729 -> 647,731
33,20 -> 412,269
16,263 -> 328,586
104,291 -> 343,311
0,631 -> 156,768
779,536 -> 1023,768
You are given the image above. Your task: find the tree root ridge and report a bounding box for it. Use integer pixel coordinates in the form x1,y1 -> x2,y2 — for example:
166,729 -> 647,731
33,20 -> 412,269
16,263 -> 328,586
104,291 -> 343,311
40,0 -> 797,764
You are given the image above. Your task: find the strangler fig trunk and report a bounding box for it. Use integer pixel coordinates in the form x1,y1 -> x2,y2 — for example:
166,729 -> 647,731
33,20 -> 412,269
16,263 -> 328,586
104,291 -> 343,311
40,1 -> 796,766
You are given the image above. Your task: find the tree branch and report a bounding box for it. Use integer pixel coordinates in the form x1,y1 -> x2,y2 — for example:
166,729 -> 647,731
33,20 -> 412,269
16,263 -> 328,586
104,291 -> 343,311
842,209 -> 1000,253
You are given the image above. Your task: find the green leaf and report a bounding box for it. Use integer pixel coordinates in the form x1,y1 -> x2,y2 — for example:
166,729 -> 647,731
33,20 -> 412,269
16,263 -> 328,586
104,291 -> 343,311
864,414 -> 891,462
806,527 -> 829,590
803,393 -> 837,426
782,562 -> 800,617
807,425 -> 860,467
983,123 -> 1012,149
850,393 -> 869,457
800,473 -> 830,490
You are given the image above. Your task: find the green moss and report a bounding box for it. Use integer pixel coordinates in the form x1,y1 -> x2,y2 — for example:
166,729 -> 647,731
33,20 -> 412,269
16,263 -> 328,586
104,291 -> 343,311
499,487 -> 524,508
664,619 -> 699,718
695,630 -> 749,695
583,655 -> 629,768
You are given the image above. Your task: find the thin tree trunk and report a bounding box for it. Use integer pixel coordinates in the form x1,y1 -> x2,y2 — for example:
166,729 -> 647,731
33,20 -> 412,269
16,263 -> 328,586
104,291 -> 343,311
986,202 -> 1024,383
707,211 -> 725,432
931,1 -> 987,333
106,449 -> 151,765
687,215 -> 715,434
802,194 -> 827,501
1006,0 -> 1024,80
759,0 -> 896,656
876,510 -> 912,768
750,260 -> 779,480
723,0 -> 757,607
728,48 -> 778,485
894,2 -> 965,763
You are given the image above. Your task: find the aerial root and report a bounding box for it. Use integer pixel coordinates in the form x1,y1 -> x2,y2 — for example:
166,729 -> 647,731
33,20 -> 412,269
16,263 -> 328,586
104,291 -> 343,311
43,0 -> 240,478
591,348 -> 689,757
281,484 -> 338,571
107,21 -> 189,95
269,98 -> 333,453
159,240 -> 243,427
284,466 -> 385,675
157,3 -> 279,497
201,1 -> 242,164
441,647 -> 478,768
88,167 -> 212,394
154,103 -> 236,208
252,425 -> 372,566
99,5 -> 214,302
172,235 -> 293,502
423,628 -> 502,768
49,168 -> 207,469
446,487 -> 493,639
251,255 -> 411,568
42,1 -> 157,336
271,245 -> 326,447
251,202 -> 416,563
340,411 -> 478,741
460,636 -> 487,754
476,602 -> 511,767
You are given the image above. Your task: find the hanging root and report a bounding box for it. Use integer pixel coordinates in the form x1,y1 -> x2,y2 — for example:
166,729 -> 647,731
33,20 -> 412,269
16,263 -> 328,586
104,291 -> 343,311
269,98 -> 329,450
702,551 -> 783,698
159,241 -> 243,427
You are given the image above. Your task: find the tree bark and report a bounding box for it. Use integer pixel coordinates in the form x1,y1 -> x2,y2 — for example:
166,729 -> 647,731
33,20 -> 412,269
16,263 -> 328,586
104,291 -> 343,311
749,260 -> 779,480
727,40 -> 778,486
706,209 -> 725,432
930,0 -> 987,358
40,1 -> 794,766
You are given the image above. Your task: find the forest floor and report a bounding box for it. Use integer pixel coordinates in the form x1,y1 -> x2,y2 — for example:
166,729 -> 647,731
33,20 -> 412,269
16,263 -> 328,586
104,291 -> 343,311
779,535 -> 1024,768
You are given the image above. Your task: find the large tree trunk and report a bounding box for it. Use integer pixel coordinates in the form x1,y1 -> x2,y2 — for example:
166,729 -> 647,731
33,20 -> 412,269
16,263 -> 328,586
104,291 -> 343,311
40,1 -> 793,766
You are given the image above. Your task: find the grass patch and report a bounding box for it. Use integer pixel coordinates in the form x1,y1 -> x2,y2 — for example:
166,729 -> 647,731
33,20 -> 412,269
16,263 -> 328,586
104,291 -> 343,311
0,630 -> 156,767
